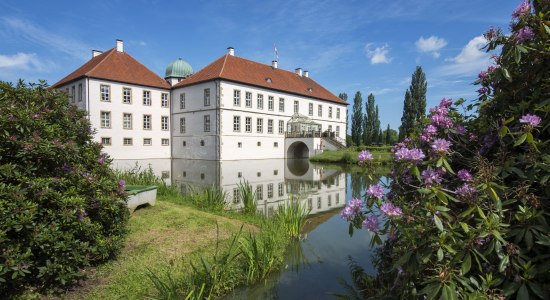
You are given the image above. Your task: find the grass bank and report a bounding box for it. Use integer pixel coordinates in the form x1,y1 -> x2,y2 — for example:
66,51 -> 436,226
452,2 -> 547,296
310,148 -> 392,164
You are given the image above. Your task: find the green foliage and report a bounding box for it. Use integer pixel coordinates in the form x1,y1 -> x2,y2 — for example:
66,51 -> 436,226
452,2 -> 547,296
363,93 -> 380,145
237,180 -> 257,214
351,91 -> 364,146
184,185 -> 228,212
276,197 -> 310,240
114,164 -> 179,197
399,66 -> 427,140
0,81 -> 129,295
345,3 -> 550,299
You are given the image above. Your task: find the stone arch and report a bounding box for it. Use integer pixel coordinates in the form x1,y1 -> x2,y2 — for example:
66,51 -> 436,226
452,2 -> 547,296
287,141 -> 309,159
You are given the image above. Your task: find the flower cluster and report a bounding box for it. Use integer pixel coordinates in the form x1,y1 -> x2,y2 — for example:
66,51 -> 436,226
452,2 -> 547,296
421,168 -> 443,186
456,184 -> 477,201
340,198 -> 363,221
394,147 -> 425,163
457,169 -> 473,182
519,113 -> 541,127
380,202 -> 402,217
431,138 -> 452,155
512,0 -> 530,18
366,184 -> 384,199
515,26 -> 535,44
362,215 -> 380,231
358,150 -> 373,162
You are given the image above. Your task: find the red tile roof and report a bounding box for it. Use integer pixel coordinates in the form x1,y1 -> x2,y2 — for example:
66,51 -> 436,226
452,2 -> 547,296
173,54 -> 348,105
51,49 -> 170,89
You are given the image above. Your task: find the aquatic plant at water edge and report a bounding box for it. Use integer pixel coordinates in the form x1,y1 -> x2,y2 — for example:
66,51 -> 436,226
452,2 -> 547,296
276,196 -> 310,239
0,81 -> 129,295
238,180 -> 257,214
341,2 -> 550,298
114,164 -> 179,197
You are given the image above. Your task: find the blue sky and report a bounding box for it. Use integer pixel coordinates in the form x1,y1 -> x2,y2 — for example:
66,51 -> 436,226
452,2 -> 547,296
0,0 -> 519,131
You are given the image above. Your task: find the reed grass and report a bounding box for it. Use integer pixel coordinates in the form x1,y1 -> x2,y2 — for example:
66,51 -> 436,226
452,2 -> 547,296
237,180 -> 257,214
185,185 -> 228,212
114,164 -> 179,197
276,196 -> 310,240
239,232 -> 276,282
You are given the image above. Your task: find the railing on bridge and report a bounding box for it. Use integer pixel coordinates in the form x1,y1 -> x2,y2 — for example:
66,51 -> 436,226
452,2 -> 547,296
284,131 -> 321,138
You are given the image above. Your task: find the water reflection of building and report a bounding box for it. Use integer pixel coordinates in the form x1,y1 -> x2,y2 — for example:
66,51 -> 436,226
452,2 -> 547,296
173,159 -> 346,216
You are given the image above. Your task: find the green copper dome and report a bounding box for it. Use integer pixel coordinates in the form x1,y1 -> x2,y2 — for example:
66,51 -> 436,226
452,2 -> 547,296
165,58 -> 193,78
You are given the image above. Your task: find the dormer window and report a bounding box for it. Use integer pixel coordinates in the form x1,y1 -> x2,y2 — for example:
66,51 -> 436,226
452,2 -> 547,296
307,87 -> 313,92
265,77 -> 272,83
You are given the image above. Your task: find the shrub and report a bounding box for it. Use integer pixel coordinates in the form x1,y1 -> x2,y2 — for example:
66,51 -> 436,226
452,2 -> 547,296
0,81 -> 129,295
341,1 -> 550,299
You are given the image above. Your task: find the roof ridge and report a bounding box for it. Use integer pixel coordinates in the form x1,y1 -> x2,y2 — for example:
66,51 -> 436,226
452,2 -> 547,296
85,48 -> 114,76
219,54 -> 229,77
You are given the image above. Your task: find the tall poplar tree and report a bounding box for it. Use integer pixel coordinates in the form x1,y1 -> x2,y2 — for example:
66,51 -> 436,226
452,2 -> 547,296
364,93 -> 376,145
351,91 -> 363,146
399,66 -> 427,140
373,105 -> 380,144
385,124 -> 391,145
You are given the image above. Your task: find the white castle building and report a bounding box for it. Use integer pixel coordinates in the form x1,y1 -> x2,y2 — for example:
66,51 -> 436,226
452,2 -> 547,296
52,40 -> 348,163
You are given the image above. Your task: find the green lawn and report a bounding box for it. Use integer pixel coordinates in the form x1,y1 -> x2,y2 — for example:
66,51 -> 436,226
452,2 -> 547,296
310,148 -> 393,164
62,198 -> 254,299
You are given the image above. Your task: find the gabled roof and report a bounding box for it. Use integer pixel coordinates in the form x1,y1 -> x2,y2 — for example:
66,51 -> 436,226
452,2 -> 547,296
51,49 -> 170,89
173,54 -> 348,105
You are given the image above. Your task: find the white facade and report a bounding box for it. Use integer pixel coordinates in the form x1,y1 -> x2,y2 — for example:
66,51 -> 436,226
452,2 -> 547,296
55,78 -> 171,160
172,80 -> 347,160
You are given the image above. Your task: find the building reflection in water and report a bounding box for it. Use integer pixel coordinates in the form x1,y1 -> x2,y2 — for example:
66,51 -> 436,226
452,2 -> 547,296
172,158 -> 347,216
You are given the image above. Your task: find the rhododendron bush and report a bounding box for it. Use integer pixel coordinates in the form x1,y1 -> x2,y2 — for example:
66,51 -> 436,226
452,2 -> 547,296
0,81 -> 129,295
342,1 -> 549,298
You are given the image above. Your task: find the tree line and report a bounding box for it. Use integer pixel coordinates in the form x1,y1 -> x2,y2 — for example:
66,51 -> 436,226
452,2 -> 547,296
344,66 -> 427,146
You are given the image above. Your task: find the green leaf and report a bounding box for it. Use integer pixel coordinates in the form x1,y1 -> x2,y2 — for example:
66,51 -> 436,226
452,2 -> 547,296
348,223 -> 354,237
514,46 -> 521,64
543,23 -> 550,35
435,190 -> 448,205
527,281 -> 548,299
459,222 -> 469,233
499,125 -> 509,138
437,247 -> 444,261
434,214 -> 444,231
517,284 -> 529,300
526,132 -> 533,144
514,133 -> 527,147
437,157 -> 444,167
442,158 -> 455,174
461,253 -> 472,275
476,206 -> 487,220
498,255 -> 509,273
501,67 -> 512,82
442,285 -> 458,300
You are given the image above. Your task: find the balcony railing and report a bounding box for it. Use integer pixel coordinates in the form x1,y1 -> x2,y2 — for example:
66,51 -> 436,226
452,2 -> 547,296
285,131 -> 321,138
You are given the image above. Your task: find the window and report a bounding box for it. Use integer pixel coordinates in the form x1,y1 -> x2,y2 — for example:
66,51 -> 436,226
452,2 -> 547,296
268,96 -> 274,111
318,105 -> 322,117
328,195 -> 332,207
204,88 -> 210,106
143,138 -> 152,146
161,93 -> 169,107
123,87 -> 132,104
245,117 -> 252,133
161,138 -> 169,146
267,184 -> 274,198
294,100 -> 299,113
183,171 -> 187,177
336,193 -> 340,204
267,119 -> 273,134
100,111 -> 111,128
180,93 -> 186,109
336,125 -> 340,137
200,140 -> 205,146
278,120 -> 284,134
317,197 -> 322,209
233,90 -> 241,106
123,113 -> 132,129
233,189 -> 240,203
180,118 -> 186,133
238,172 -> 242,178
100,85 -> 110,101
279,98 -> 285,112
233,116 -> 241,132
161,116 -> 169,131
256,185 -> 263,200
278,183 -> 284,197
143,115 -> 151,130
328,125 -> 332,132
204,115 -> 210,132
257,94 -> 263,109
245,92 -> 252,107
257,172 -> 261,177
336,108 -> 341,119
257,118 -> 263,133
123,137 -> 133,145
183,141 -> 186,146
274,142 -> 278,147
78,84 -> 83,102
274,170 -> 278,175
308,198 -> 313,211
143,90 -> 151,106
257,141 -> 261,147
329,107 -> 333,118
101,137 -> 111,145
238,142 -> 242,148
308,103 -> 313,116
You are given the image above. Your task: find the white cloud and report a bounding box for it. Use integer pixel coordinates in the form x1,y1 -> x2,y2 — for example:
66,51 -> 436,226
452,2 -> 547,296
416,36 -> 447,58
0,16 -> 90,60
365,43 -> 391,64
0,53 -> 40,70
438,35 -> 492,77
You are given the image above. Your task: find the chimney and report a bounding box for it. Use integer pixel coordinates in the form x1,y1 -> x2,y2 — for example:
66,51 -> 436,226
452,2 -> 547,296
272,60 -> 278,69
303,70 -> 309,78
92,50 -> 103,58
227,47 -> 234,56
116,39 -> 123,52
295,67 -> 303,76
